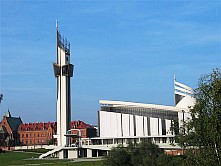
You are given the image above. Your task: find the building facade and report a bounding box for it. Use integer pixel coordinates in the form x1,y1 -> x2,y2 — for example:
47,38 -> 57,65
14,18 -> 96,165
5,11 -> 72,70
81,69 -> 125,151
18,120 -> 96,146
98,80 -> 195,143
18,122 -> 55,146
0,110 -> 22,147
70,121 -> 96,139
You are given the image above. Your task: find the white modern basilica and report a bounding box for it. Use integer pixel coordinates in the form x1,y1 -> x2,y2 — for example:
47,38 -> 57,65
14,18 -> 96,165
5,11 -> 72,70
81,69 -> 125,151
98,79 -> 195,145
39,23 -> 195,159
40,78 -> 195,159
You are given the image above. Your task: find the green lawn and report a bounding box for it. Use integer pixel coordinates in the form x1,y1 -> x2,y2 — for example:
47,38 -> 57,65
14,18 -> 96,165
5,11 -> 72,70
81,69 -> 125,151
0,151 -> 104,166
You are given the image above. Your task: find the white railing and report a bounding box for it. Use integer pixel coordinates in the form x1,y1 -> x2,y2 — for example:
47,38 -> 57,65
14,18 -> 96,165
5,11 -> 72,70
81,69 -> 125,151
39,146 -> 63,159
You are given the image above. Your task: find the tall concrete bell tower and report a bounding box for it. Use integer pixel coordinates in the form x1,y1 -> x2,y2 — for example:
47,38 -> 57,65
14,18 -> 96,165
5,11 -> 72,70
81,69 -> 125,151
53,21 -> 74,148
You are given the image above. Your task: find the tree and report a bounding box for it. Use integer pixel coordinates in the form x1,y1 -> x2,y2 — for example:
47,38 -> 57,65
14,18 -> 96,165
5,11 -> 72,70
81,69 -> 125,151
175,68 -> 221,165
127,140 -> 163,166
104,144 -> 131,166
104,140 -> 164,166
157,154 -> 183,166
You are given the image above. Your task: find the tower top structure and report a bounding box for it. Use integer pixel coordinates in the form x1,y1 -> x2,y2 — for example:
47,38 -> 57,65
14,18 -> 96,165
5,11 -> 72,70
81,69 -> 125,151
53,22 -> 74,157
56,20 -> 58,30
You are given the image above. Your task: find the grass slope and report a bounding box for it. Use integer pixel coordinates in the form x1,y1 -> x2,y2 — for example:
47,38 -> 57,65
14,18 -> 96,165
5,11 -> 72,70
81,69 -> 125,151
0,151 -> 104,166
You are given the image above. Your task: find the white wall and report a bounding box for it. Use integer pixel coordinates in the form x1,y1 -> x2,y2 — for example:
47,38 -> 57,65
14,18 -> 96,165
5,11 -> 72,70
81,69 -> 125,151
165,119 -> 172,135
99,111 -> 178,138
135,115 -> 144,136
122,114 -> 130,137
150,117 -> 158,136
116,112 -> 122,137
99,111 -> 122,137
110,112 -> 116,137
129,115 -> 134,137
144,117 -> 148,136
99,111 -> 107,137
158,118 -> 162,136
15,145 -> 56,150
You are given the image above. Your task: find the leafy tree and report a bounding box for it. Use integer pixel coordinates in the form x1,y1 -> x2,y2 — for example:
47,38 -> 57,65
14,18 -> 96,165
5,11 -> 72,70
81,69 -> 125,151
175,68 -> 221,165
104,144 -> 131,166
157,154 -> 183,166
128,140 -> 163,166
104,140 -> 165,166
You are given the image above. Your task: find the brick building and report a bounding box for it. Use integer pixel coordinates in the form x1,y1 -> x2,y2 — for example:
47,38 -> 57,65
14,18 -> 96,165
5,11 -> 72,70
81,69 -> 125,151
70,120 -> 96,138
0,110 -> 22,147
69,120 -> 97,145
18,122 -> 56,146
18,120 -> 96,146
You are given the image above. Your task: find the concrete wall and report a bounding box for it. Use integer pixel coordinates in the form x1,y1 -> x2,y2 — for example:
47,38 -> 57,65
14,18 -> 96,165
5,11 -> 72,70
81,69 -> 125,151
14,145 -> 56,150
99,111 -> 175,138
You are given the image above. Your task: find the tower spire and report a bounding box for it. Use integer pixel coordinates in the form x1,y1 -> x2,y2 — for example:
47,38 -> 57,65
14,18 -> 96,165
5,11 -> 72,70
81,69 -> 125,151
56,20 -> 58,30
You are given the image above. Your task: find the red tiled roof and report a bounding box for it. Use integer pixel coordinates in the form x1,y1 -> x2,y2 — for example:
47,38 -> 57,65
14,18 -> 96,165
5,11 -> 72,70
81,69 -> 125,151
18,121 -> 94,131
18,122 -> 55,131
70,120 -> 94,129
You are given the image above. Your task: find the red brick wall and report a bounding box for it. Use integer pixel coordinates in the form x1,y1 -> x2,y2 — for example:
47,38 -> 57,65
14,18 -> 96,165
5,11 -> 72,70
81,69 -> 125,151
0,116 -> 12,134
18,129 -> 53,145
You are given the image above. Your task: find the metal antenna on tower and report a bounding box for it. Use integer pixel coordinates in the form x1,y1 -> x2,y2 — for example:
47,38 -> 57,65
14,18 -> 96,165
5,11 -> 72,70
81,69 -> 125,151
56,20 -> 58,30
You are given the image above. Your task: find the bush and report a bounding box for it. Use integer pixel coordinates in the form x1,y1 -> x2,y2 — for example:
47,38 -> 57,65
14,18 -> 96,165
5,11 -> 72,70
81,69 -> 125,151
104,144 -> 131,166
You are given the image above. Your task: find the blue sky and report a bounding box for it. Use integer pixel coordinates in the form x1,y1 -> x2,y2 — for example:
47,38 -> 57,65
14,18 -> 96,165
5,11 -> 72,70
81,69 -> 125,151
0,0 -> 220,124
